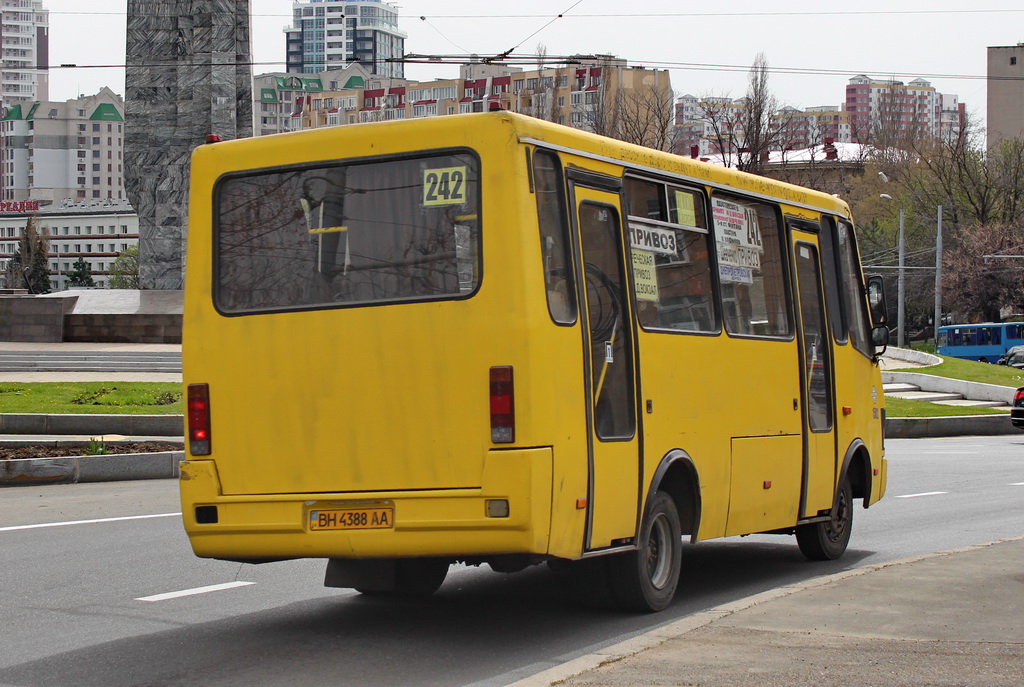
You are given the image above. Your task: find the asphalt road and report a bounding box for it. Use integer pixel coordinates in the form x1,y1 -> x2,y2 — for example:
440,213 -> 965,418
1,435 -> 1022,687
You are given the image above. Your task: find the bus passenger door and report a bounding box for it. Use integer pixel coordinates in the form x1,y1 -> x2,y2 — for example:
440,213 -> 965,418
568,174 -> 641,551
791,232 -> 837,518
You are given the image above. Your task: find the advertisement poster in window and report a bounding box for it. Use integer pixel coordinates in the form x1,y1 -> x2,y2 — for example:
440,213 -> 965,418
712,197 -> 762,285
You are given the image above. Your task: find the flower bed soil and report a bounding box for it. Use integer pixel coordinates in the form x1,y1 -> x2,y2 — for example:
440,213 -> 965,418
0,442 -> 183,461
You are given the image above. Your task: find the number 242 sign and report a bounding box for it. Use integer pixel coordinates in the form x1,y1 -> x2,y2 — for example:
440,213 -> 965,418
423,166 -> 468,206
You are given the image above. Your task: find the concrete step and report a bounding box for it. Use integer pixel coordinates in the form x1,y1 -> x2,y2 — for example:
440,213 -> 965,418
884,383 -> 921,394
931,399 -> 1011,409
0,351 -> 182,374
886,390 -> 964,402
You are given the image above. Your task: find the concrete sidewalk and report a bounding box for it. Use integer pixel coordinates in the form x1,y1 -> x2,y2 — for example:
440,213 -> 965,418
513,537 -> 1024,687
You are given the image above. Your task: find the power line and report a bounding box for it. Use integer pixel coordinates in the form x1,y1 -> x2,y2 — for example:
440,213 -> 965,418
46,9 -> 1024,19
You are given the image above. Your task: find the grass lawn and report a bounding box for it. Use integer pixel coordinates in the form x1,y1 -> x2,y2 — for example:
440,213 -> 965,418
0,382 -> 183,415
887,355 -> 1024,387
885,352 -> 1020,418
884,396 -> 1008,418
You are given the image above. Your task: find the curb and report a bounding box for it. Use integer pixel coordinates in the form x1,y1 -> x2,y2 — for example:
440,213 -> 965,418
505,535 -> 1024,687
885,413 -> 1020,438
0,413 -> 182,436
0,450 -> 183,486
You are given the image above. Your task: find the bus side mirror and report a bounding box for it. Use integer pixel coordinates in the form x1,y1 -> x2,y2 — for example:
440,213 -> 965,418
871,325 -> 889,359
866,275 -> 888,326
866,275 -> 889,360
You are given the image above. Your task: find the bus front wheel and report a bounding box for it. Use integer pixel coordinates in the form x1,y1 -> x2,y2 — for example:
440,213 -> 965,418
796,477 -> 853,561
607,491 -> 682,612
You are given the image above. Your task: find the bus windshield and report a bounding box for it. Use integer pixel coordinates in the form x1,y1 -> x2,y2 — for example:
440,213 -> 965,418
215,152 -> 480,314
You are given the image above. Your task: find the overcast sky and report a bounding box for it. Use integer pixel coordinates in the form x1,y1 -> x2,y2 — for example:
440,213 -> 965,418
43,0 -> 1024,128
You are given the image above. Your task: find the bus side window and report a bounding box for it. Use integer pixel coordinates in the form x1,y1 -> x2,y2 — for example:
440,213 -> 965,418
819,216 -> 846,344
533,149 -> 577,324
624,177 -> 717,333
712,194 -> 790,338
837,220 -> 872,356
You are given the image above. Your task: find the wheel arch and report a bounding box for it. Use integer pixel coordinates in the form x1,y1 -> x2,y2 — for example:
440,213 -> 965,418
645,449 -> 702,543
839,438 -> 873,508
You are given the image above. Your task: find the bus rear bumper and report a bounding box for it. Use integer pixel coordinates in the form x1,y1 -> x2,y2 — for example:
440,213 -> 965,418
178,448 -> 554,561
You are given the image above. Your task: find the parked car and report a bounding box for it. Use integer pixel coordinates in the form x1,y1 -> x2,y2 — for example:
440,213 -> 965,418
997,345 -> 1024,368
1012,387 -> 1024,430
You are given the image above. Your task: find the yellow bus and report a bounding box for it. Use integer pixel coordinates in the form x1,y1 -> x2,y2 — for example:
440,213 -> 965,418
181,111 -> 889,612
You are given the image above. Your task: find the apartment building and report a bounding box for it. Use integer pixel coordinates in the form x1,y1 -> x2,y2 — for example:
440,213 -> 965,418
285,0 -> 406,79
845,75 -> 961,143
0,198 -> 138,291
0,87 -> 125,204
987,44 -> 1024,150
286,58 -> 675,151
0,0 -> 48,106
675,74 -> 963,158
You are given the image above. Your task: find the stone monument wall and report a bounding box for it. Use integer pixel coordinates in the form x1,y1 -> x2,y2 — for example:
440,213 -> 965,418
124,1 -> 253,290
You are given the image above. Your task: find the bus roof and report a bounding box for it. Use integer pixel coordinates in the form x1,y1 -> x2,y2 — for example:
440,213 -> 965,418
200,111 -> 853,220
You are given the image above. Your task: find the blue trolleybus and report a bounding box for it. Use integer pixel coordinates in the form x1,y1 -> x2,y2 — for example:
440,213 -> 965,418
936,323 -> 1024,362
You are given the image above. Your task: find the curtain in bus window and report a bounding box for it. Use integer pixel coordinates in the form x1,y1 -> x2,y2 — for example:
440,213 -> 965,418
215,154 -> 480,313
712,195 -> 789,337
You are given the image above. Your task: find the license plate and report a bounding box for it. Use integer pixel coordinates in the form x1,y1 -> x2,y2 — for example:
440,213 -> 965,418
309,507 -> 394,531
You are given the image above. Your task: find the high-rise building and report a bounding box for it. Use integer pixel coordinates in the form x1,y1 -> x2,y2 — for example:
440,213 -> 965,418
845,75 -> 961,144
0,88 -> 125,204
285,0 -> 406,79
987,44 -> 1024,150
0,0 -> 49,106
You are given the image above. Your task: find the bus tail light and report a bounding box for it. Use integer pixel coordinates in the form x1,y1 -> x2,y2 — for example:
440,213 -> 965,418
490,366 -> 515,443
187,383 -> 212,455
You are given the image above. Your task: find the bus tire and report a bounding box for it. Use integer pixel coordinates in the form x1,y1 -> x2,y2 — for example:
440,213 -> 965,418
796,477 -> 853,561
607,491 -> 681,612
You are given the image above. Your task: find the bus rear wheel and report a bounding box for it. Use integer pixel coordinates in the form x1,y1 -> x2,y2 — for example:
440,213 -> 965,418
607,491 -> 682,612
796,477 -> 853,561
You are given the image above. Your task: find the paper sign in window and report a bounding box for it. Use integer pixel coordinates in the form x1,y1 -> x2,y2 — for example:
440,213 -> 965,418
673,190 -> 697,227
631,249 -> 659,302
423,166 -> 468,206
712,197 -> 763,271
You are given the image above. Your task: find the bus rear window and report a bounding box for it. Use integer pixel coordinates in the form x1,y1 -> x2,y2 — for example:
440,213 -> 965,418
214,153 -> 480,314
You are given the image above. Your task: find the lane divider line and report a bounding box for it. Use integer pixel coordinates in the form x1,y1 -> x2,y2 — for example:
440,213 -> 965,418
0,512 -> 181,533
136,581 -> 255,602
895,491 -> 949,498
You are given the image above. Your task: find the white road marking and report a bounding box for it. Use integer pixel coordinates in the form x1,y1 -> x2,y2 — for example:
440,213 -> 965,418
1011,482 -> 1024,486
895,491 -> 949,499
0,512 -> 181,533
136,581 -> 255,602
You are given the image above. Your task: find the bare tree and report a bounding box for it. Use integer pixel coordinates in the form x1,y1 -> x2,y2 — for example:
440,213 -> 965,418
614,70 -> 676,151
942,221 -> 1024,322
736,53 -> 783,174
695,94 -> 742,168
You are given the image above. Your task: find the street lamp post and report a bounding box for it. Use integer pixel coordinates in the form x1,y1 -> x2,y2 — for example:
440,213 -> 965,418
896,207 -> 905,347
879,185 -> 905,347
934,206 -> 942,341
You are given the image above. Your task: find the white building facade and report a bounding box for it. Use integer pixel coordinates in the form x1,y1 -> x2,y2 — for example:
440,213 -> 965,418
0,199 -> 138,291
285,0 -> 406,79
0,0 -> 48,106
1,88 -> 125,204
